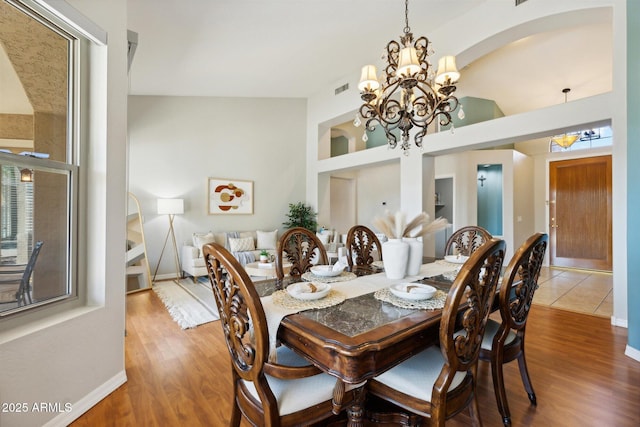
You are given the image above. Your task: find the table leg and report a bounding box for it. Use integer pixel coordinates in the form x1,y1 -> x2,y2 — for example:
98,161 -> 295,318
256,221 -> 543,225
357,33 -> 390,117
331,380 -> 366,426
346,386 -> 366,427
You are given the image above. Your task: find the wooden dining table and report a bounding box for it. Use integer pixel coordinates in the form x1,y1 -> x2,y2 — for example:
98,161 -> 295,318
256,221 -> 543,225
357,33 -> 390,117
254,258 -> 463,426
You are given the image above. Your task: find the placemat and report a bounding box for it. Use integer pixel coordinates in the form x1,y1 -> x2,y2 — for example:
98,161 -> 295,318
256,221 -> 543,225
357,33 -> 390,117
301,271 -> 357,283
271,289 -> 346,310
374,288 -> 447,310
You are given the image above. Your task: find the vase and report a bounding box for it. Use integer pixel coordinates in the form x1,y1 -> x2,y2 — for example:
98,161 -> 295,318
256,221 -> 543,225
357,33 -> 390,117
382,238 -> 409,280
403,237 -> 423,276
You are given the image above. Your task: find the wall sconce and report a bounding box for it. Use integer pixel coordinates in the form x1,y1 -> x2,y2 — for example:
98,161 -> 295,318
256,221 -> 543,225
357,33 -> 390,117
20,168 -> 33,182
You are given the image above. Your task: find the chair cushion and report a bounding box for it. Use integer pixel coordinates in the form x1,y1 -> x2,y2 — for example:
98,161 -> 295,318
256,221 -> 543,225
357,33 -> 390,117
481,319 -> 517,350
372,346 -> 467,405
242,346 -> 363,416
257,230 -> 278,250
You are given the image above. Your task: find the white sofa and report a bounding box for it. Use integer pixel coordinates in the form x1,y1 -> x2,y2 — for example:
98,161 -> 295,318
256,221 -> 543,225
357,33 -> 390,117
181,230 -> 279,281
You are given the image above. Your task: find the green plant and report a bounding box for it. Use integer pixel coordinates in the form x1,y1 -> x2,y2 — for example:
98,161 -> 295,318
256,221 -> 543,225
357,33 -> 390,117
283,202 -> 318,232
260,249 -> 269,257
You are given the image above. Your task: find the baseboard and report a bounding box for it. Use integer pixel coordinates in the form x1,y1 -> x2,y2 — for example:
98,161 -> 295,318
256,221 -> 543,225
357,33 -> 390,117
611,316 -> 628,328
42,370 -> 127,427
625,345 -> 640,362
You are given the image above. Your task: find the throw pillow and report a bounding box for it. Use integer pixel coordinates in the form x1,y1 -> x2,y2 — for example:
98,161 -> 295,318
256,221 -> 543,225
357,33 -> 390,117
193,232 -> 215,257
256,229 -> 278,250
229,236 -> 255,252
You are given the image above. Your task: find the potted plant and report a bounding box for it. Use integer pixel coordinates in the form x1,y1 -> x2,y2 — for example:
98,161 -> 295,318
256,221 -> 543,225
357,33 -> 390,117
283,202 -> 318,232
259,249 -> 269,263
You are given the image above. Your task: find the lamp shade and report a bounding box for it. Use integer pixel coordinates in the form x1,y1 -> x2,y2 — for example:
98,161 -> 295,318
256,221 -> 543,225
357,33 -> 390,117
551,134 -> 580,148
396,47 -> 421,77
157,198 -> 184,215
435,55 -> 460,85
358,65 -> 380,92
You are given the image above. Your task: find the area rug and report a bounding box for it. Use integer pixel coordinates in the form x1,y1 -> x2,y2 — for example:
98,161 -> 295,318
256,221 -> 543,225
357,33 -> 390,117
153,278 -> 219,329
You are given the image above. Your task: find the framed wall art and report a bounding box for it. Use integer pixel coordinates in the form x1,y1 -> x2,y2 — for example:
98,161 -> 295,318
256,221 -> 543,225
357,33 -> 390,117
208,178 -> 254,215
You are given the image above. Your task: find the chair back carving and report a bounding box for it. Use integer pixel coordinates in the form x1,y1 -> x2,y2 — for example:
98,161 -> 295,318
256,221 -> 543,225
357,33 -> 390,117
203,242 -> 279,422
276,227 -> 328,280
500,233 -> 548,333
444,225 -> 492,257
438,238 -> 506,392
345,225 -> 382,268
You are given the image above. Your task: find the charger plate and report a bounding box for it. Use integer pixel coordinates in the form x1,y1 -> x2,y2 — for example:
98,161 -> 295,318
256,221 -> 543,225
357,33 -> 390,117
374,288 -> 447,310
271,288 -> 346,310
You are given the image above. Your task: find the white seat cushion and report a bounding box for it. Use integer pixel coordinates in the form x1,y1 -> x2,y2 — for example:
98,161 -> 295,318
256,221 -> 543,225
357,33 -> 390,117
481,319 -> 517,351
372,346 -> 466,409
243,346 -> 362,416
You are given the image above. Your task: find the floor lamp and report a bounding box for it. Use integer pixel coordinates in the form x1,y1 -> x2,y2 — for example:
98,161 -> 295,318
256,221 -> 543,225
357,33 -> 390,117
153,198 -> 184,282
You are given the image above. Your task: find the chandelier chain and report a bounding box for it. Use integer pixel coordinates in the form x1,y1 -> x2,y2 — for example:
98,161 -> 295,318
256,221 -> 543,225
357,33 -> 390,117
403,0 -> 411,34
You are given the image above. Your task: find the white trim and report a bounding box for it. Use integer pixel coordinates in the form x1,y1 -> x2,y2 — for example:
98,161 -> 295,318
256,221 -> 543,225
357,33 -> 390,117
42,370 -> 127,427
12,0 -> 107,45
611,316 -> 628,328
624,345 -> 640,363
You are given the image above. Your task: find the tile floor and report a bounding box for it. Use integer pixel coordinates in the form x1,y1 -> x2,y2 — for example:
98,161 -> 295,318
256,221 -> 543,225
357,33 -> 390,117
533,266 -> 613,318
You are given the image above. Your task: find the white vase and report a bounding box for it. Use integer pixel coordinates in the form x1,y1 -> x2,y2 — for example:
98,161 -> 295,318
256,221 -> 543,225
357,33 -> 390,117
382,238 -> 409,280
403,237 -> 423,276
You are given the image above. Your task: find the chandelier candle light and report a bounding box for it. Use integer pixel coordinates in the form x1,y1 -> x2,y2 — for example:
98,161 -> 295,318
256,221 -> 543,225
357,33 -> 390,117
355,0 -> 463,153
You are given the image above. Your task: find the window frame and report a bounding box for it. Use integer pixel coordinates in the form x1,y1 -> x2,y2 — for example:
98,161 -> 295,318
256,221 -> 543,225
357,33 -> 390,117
0,0 -> 85,318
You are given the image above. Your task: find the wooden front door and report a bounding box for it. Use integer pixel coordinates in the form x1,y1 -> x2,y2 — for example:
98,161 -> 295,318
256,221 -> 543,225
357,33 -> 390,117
549,155 -> 612,271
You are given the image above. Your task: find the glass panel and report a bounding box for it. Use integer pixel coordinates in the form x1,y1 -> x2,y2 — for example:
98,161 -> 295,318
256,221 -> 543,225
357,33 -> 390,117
0,0 -> 70,163
0,166 -> 70,314
477,164 -> 503,236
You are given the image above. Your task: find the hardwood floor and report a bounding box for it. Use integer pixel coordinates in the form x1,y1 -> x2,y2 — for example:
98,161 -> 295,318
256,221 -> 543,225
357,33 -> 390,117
71,289 -> 640,427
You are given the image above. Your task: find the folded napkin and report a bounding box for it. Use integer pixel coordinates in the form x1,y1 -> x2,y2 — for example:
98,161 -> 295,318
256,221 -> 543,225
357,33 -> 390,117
288,282 -> 327,295
333,256 -> 348,271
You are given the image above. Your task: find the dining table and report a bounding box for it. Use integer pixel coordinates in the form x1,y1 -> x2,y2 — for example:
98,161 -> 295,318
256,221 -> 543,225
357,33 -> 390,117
253,257 -> 468,426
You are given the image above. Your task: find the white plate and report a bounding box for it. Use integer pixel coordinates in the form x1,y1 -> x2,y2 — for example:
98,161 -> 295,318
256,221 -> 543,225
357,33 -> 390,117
444,255 -> 469,264
389,283 -> 437,301
310,265 -> 344,277
287,282 -> 331,300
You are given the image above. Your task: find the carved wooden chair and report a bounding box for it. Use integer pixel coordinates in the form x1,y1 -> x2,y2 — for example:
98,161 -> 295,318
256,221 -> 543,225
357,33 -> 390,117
345,225 -> 382,269
275,227 -> 328,280
444,225 -> 492,257
203,242 -> 361,426
366,238 -> 506,427
0,241 -> 44,306
479,233 -> 548,426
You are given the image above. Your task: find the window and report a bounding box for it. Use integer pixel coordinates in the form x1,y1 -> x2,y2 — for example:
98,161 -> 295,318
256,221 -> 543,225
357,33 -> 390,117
550,126 -> 613,153
0,0 -> 80,316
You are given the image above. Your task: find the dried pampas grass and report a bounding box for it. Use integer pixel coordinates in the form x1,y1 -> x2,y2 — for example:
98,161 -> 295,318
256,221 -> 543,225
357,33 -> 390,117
372,211 -> 449,239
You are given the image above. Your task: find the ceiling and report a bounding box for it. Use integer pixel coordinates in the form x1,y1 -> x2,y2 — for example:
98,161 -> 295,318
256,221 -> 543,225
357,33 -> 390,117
127,0 -> 612,120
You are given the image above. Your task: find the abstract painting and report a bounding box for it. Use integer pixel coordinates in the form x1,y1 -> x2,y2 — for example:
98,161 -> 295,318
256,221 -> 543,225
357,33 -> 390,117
208,178 -> 253,214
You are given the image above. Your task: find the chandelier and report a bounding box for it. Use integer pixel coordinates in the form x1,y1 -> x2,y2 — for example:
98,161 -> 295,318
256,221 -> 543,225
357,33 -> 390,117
355,0 -> 462,153
550,88 -> 580,149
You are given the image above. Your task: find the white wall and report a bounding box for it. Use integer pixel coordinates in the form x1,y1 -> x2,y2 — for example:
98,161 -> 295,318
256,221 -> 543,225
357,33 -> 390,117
128,96 -> 307,277
0,0 -> 128,426
356,162 -> 400,228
